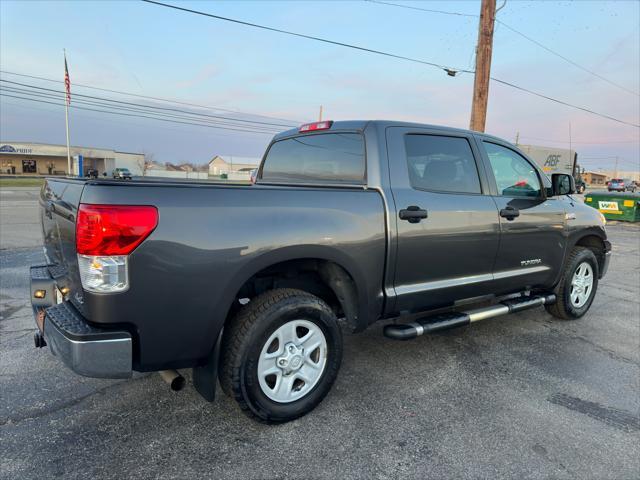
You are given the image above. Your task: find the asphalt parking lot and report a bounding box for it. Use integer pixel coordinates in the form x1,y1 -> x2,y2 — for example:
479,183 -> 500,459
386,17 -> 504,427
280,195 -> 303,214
1,187 -> 639,479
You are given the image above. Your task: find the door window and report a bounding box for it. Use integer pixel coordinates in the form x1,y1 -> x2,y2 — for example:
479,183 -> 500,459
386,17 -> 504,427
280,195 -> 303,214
404,135 -> 481,194
483,142 -> 541,197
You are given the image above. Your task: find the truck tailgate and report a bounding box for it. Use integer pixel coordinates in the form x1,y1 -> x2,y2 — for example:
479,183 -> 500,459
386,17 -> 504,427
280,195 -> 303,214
40,178 -> 86,310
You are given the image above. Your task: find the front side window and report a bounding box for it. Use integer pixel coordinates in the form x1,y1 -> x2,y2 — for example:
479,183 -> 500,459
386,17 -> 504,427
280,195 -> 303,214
404,135 -> 481,194
483,142 -> 541,197
261,133 -> 365,184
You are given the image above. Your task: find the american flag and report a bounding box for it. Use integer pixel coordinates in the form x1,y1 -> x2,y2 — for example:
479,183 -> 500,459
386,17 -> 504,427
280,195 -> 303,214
64,54 -> 71,105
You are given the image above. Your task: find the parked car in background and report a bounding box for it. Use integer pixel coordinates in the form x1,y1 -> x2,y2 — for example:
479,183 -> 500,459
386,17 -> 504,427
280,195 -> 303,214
86,169 -> 99,179
112,167 -> 132,180
608,178 -> 636,192
31,120 -> 610,423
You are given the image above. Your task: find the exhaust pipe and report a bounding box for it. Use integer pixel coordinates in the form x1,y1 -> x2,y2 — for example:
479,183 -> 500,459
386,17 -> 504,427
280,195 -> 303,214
159,369 -> 186,391
34,330 -> 47,348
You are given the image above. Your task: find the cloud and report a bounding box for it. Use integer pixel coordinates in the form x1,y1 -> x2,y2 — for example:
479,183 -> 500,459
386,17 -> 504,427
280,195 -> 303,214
176,64 -> 222,89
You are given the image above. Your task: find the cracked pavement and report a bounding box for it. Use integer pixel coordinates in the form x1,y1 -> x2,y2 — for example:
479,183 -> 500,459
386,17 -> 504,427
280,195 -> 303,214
1,187 -> 639,479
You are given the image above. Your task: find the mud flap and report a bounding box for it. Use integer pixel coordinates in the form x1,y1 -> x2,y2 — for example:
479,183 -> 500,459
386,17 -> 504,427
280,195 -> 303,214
192,329 -> 223,402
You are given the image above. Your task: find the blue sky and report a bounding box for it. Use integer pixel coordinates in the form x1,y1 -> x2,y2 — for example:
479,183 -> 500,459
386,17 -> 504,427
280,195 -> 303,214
1,0 -> 639,171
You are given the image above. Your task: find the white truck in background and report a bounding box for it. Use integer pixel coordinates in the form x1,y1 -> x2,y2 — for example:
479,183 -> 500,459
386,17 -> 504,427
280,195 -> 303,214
517,144 -> 586,193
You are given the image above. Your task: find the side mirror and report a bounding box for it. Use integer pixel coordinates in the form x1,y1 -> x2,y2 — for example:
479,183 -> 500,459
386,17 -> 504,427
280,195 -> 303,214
551,173 -> 575,196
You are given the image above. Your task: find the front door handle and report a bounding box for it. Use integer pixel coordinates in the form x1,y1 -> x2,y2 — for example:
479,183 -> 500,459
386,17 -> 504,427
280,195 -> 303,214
399,206 -> 428,223
500,206 -> 520,220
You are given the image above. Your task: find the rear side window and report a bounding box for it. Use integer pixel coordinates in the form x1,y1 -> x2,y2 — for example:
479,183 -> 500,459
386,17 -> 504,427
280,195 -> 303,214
404,135 -> 481,194
261,133 -> 365,184
483,142 -> 541,197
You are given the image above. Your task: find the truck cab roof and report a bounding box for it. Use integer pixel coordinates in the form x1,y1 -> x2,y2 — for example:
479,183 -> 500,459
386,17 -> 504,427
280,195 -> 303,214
273,120 -> 511,145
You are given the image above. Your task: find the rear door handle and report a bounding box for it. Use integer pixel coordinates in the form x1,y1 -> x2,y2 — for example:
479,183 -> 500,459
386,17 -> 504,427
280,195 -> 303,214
500,206 -> 520,220
399,206 -> 428,223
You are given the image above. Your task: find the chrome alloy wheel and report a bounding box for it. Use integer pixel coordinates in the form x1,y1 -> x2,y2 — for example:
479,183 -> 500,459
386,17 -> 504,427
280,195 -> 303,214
570,261 -> 594,308
257,320 -> 327,403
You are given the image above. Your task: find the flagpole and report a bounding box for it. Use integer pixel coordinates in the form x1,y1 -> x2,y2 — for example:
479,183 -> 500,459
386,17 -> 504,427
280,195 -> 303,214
64,49 -> 72,176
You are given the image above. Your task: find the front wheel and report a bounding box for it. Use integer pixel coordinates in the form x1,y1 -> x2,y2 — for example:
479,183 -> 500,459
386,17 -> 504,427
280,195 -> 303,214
220,288 -> 343,423
546,247 -> 599,320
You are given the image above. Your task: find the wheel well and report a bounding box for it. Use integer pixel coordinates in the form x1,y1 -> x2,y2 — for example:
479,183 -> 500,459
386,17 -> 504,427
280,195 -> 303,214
227,259 -> 359,329
575,235 -> 605,271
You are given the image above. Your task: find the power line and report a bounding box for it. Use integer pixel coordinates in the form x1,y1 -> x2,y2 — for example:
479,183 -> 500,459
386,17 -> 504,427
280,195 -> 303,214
367,0 -> 640,97
0,79 -> 289,130
494,20 -> 639,97
0,87 -> 284,134
365,0 -> 477,18
1,85 -> 284,133
1,98 -> 273,140
489,77 -> 638,128
0,87 -> 281,134
0,93 -> 279,135
141,0 -> 457,72
519,135 -> 639,145
142,0 -> 640,129
0,70 -> 301,124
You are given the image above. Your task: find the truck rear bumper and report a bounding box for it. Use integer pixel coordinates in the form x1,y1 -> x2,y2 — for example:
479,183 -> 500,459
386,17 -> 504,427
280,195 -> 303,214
30,265 -> 132,379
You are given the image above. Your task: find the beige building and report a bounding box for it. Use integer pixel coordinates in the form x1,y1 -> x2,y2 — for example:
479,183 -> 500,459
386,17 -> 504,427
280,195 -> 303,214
583,171 -> 609,186
582,170 -> 640,187
599,170 -> 640,182
208,155 -> 260,176
0,141 -> 144,176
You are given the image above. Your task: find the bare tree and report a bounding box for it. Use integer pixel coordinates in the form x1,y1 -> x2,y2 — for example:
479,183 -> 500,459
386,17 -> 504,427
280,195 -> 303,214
138,151 -> 154,176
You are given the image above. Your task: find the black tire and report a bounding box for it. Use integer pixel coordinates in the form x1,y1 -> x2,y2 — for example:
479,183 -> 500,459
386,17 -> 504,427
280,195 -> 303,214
545,246 -> 599,320
219,288 -> 343,423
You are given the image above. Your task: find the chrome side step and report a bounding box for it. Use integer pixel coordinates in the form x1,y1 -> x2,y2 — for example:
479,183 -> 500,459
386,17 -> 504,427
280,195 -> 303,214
383,294 -> 556,340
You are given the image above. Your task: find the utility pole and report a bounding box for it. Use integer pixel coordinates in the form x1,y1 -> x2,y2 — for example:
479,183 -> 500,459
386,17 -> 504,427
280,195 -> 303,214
469,0 -> 497,132
569,122 -> 573,174
515,131 -> 520,145
318,105 -> 323,121
614,156 -> 619,178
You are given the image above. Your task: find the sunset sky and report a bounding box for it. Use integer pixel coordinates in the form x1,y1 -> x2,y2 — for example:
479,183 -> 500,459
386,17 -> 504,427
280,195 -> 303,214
1,0 -> 638,171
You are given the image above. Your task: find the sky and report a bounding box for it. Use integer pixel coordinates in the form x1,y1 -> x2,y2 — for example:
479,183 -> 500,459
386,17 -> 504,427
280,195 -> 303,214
1,0 -> 639,171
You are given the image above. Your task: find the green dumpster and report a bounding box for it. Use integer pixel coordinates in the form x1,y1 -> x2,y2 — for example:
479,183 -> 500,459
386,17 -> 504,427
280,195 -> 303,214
584,191 -> 640,222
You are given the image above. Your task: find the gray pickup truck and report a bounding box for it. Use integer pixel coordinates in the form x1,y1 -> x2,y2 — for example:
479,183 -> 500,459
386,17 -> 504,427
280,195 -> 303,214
31,120 -> 610,423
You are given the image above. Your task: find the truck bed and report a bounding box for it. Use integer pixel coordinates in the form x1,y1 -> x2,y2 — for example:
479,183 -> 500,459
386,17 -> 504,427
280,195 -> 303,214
40,177 -> 387,371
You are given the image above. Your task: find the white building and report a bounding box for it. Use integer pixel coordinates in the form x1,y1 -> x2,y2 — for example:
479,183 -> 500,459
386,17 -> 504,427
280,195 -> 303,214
208,155 -> 261,176
0,141 -> 144,176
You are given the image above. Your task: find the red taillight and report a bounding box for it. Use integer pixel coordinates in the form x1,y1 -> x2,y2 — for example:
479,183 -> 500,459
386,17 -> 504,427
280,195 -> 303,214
76,204 -> 158,255
299,121 -> 333,132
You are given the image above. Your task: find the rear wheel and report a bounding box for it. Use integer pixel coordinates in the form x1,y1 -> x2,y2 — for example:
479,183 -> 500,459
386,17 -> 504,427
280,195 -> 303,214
220,288 -> 342,423
546,247 -> 599,320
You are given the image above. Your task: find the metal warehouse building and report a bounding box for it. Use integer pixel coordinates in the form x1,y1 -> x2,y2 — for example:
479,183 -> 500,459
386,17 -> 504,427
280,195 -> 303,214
0,142 -> 144,176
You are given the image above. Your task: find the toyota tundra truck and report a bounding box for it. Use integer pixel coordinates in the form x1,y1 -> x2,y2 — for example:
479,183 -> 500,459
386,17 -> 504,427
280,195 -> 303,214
30,120 -> 611,423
